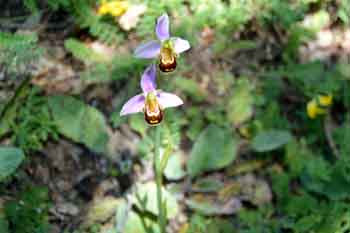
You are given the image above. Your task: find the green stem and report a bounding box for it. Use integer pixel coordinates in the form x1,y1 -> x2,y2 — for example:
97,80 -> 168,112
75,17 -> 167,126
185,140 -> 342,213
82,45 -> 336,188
0,76 -> 31,138
154,126 -> 166,233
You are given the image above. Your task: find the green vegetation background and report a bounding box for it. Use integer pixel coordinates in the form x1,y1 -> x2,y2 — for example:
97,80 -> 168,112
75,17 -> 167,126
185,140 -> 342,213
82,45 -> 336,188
0,0 -> 350,232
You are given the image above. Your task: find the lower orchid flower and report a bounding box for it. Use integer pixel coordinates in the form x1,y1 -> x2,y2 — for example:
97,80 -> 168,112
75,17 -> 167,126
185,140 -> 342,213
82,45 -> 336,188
120,64 -> 183,125
134,13 -> 190,72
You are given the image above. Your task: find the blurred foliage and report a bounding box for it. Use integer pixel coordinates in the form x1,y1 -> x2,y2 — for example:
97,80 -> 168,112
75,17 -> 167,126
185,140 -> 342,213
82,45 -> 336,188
64,38 -> 107,64
187,124 -> 238,177
24,0 -> 123,44
0,84 -> 58,153
48,95 -> 109,153
186,215 -> 235,233
4,186 -> 51,233
0,147 -> 24,181
338,0 -> 350,24
251,129 -> 292,152
11,87 -> 58,153
227,78 -> 254,126
133,182 -> 179,219
0,32 -> 43,75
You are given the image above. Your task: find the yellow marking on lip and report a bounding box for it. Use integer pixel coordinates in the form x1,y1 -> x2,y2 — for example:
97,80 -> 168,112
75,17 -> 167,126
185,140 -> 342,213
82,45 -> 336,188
159,47 -> 176,72
144,92 -> 163,125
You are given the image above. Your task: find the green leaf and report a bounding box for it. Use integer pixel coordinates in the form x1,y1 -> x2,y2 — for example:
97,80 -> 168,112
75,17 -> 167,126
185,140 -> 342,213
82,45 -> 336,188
187,125 -> 238,177
129,114 -> 148,137
133,182 -> 179,219
0,217 -> 9,233
192,177 -> 224,193
64,38 -> 106,64
48,95 -> 109,153
227,79 -> 254,126
163,153 -> 186,181
0,195 -> 9,233
302,162 -> 350,201
174,77 -> 206,102
83,197 -> 123,228
337,63 -> 350,80
0,79 -> 31,138
115,199 -> 129,233
0,147 -> 24,181
252,130 -> 292,152
123,210 -> 159,233
302,10 -> 330,32
338,9 -> 350,24
285,139 -> 310,177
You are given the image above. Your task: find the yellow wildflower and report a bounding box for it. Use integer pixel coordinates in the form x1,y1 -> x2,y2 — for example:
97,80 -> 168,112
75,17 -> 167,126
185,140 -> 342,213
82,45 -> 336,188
97,0 -> 128,17
318,94 -> 332,107
239,126 -> 251,138
307,99 -> 326,119
307,94 -> 333,119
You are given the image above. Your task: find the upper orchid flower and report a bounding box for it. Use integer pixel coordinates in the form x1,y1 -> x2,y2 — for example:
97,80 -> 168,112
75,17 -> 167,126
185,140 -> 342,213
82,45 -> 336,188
134,13 -> 190,72
120,64 -> 184,125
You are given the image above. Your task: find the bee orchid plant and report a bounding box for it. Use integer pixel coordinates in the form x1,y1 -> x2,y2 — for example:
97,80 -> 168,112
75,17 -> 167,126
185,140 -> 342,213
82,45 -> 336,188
120,13 -> 190,233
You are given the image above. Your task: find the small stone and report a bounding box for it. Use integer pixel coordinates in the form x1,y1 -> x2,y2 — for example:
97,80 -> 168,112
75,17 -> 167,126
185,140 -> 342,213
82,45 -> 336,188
56,202 -> 79,216
118,5 -> 147,31
82,197 -> 123,228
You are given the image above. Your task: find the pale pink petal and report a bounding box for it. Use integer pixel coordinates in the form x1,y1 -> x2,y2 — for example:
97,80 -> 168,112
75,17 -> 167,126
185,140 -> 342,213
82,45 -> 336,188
120,94 -> 145,116
141,64 -> 157,93
134,40 -> 161,58
156,13 -> 170,41
173,37 -> 190,54
157,91 -> 183,109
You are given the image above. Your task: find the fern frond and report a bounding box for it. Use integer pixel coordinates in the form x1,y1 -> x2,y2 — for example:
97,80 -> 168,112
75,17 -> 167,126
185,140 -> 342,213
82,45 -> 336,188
64,38 -> 106,64
24,0 -> 72,12
47,0 -> 71,11
0,31 -> 42,74
72,0 -> 123,45
0,31 -> 38,49
23,0 -> 39,13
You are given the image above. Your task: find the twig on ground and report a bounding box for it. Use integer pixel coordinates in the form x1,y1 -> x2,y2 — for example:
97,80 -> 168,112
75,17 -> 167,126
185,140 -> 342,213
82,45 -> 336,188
324,114 -> 340,159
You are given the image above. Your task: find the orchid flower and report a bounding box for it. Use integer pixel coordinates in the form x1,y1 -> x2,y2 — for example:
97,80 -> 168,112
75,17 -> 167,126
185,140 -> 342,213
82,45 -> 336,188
134,13 -> 190,72
120,64 -> 183,125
